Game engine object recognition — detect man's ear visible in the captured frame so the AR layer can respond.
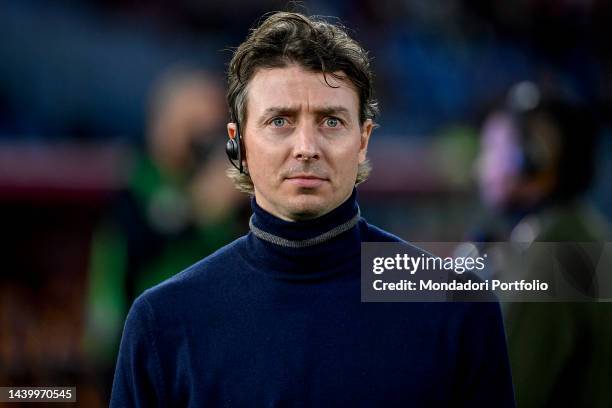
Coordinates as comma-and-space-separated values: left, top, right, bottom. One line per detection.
358, 119, 374, 163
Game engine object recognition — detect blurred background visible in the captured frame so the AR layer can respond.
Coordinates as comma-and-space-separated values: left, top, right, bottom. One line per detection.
1, 0, 611, 406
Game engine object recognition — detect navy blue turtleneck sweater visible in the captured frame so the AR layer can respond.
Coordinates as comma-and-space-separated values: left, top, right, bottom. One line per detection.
111, 190, 515, 407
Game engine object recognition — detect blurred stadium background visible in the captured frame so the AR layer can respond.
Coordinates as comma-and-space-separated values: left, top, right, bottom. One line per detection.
1, 0, 611, 406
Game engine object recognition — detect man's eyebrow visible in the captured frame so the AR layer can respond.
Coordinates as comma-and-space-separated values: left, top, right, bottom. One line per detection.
313, 106, 351, 117
259, 106, 299, 119
259, 105, 352, 119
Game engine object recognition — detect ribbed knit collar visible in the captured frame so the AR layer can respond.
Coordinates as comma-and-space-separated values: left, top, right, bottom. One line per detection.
242, 188, 363, 280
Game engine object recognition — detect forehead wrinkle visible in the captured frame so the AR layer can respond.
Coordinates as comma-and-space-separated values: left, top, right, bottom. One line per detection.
248, 66, 359, 122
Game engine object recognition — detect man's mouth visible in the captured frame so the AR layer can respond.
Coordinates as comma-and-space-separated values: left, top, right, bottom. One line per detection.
285, 173, 328, 188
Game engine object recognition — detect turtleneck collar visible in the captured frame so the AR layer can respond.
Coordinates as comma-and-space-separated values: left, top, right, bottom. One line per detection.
241, 188, 363, 281
250, 188, 360, 243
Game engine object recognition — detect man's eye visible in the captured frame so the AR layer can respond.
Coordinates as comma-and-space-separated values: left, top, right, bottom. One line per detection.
325, 117, 340, 128
271, 118, 286, 127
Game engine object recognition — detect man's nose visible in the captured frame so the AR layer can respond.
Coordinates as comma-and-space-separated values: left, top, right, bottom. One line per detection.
293, 123, 320, 161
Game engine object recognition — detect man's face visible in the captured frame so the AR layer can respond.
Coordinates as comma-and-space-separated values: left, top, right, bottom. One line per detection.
229, 64, 372, 221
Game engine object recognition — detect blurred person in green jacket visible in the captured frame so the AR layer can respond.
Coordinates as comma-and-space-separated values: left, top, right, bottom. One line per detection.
84, 67, 247, 367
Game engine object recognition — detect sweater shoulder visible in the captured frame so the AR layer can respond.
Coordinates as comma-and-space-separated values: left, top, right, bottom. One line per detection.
136, 235, 247, 309
360, 219, 428, 257
360, 219, 437, 258
359, 219, 495, 300
360, 219, 405, 242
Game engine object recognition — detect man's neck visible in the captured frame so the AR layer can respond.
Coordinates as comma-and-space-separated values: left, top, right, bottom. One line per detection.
253, 190, 354, 222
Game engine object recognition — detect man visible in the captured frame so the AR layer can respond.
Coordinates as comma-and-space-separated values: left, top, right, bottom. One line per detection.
111, 12, 515, 407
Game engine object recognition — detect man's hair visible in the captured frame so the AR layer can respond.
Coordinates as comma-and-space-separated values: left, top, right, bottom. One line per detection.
226, 11, 378, 194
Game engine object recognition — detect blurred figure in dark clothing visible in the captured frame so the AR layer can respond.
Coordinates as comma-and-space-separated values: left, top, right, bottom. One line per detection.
477, 81, 607, 242
84, 66, 247, 385
474, 81, 612, 408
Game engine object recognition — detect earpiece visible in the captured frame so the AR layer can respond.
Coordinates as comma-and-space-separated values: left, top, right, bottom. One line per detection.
226, 120, 246, 174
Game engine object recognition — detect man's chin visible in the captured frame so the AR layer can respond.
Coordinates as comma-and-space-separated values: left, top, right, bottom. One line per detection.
285, 193, 332, 221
